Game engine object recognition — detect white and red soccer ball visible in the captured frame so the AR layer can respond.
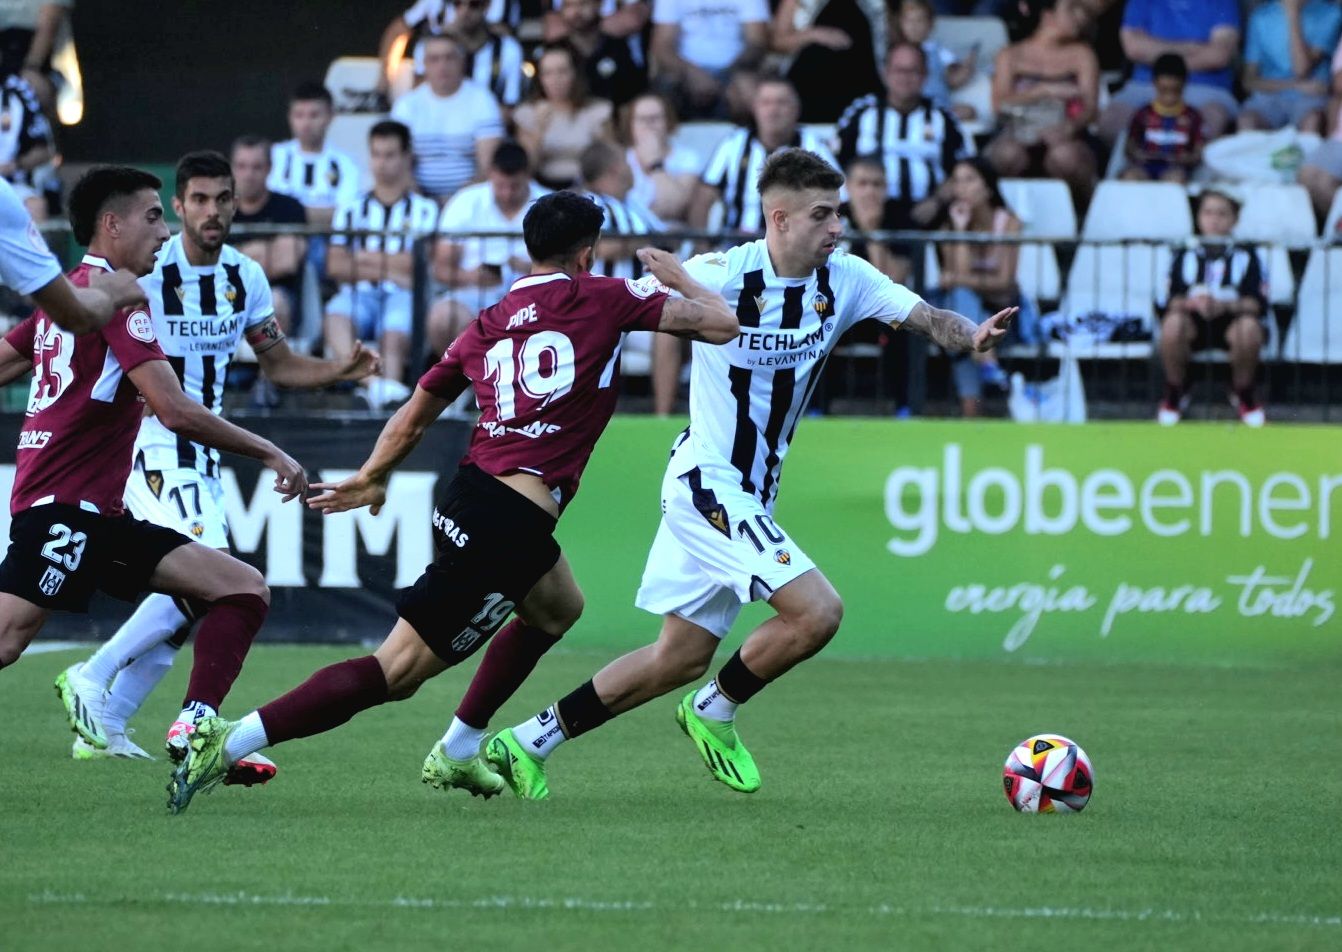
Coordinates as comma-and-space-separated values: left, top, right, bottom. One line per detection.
1002, 734, 1094, 813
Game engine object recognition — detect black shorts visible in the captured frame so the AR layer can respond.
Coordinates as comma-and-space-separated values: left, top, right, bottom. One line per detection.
396, 465, 561, 665
1192, 313, 1264, 352
0, 503, 192, 612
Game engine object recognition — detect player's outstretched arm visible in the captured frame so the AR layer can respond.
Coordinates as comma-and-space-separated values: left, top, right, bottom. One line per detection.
248, 316, 382, 389
31, 269, 146, 335
307, 385, 450, 516
901, 300, 1017, 354
128, 360, 308, 501
637, 247, 740, 344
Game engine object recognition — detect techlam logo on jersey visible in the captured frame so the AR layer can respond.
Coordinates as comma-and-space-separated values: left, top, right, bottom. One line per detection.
885, 443, 1342, 557
479, 419, 563, 440
506, 303, 539, 330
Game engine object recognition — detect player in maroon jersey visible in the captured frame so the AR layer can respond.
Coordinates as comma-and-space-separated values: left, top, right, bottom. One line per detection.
0, 167, 309, 759
167, 190, 738, 812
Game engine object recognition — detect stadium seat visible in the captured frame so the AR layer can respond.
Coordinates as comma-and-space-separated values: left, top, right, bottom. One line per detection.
932, 16, 1010, 67
325, 114, 382, 190
1280, 248, 1342, 363
999, 178, 1077, 237
1081, 181, 1192, 241
1323, 189, 1342, 236
324, 57, 382, 113
672, 122, 736, 170
1234, 183, 1316, 245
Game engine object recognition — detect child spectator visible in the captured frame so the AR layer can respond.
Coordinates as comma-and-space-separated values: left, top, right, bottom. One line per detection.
1121, 53, 1204, 183
897, 0, 978, 119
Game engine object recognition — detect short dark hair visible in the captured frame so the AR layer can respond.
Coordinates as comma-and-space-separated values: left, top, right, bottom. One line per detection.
369, 119, 412, 152
757, 148, 845, 197
290, 81, 333, 108
231, 134, 271, 157
1153, 53, 1188, 83
523, 191, 605, 265
579, 139, 622, 185
68, 166, 162, 246
174, 150, 233, 199
844, 154, 887, 179
491, 139, 530, 175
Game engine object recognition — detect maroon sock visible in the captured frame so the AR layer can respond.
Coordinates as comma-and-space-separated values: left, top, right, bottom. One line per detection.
455, 620, 561, 728
1163, 382, 1184, 406
1235, 386, 1258, 410
257, 655, 389, 746
182, 593, 268, 710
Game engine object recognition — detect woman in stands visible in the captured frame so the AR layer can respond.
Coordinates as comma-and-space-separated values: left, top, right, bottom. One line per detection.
619, 92, 702, 226
935, 156, 1036, 417
983, 0, 1099, 213
771, 0, 886, 123
513, 43, 614, 191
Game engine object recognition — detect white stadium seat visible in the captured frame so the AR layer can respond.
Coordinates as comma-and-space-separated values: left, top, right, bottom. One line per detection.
671, 122, 735, 171
324, 57, 382, 112
1323, 189, 1342, 236
1233, 183, 1316, 245
932, 16, 1010, 67
1081, 181, 1192, 241
325, 113, 383, 191
1000, 178, 1077, 237
1280, 248, 1342, 363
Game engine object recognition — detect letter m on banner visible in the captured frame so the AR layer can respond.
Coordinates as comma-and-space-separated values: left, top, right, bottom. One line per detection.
318, 470, 437, 589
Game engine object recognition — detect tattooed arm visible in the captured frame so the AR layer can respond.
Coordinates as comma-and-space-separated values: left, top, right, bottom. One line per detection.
901, 300, 1017, 353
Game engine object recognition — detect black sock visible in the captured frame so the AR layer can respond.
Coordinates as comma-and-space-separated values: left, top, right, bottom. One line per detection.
1235, 386, 1257, 410
1163, 381, 1184, 406
554, 680, 614, 740
715, 650, 769, 705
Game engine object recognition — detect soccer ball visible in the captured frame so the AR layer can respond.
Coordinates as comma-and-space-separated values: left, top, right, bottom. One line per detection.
1002, 734, 1094, 813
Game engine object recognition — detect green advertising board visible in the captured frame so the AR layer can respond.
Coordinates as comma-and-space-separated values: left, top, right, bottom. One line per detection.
561, 418, 1342, 665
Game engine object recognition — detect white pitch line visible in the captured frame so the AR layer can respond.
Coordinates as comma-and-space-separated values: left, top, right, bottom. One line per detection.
23, 890, 1340, 928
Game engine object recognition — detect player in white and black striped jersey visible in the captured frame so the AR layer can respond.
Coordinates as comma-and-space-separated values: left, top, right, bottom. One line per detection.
267, 83, 361, 226
689, 76, 840, 234
492, 148, 1015, 799
0, 73, 52, 204
66, 151, 380, 764
326, 120, 440, 408
835, 41, 972, 223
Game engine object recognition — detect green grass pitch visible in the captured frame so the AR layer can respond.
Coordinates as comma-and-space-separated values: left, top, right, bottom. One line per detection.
2, 644, 1338, 951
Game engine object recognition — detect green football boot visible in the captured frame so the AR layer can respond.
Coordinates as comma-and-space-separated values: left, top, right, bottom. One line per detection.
54, 664, 108, 750
422, 744, 505, 798
675, 691, 761, 793
486, 728, 550, 801
166, 716, 234, 814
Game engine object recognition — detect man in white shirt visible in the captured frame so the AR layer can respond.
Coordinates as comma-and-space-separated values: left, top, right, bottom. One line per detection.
649, 0, 769, 119
427, 139, 547, 356
391, 34, 504, 201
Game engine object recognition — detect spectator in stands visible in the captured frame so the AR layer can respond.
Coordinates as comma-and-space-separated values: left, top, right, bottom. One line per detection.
324, 120, 439, 410
0, 72, 52, 219
0, 0, 68, 115
649, 0, 770, 120
579, 140, 672, 405
620, 91, 702, 224
558, 0, 648, 108
391, 34, 504, 201
428, 139, 547, 356
835, 42, 971, 228
1157, 187, 1267, 428
230, 136, 309, 337
513, 43, 615, 190
895, 0, 978, 119
934, 156, 1031, 417
771, 0, 886, 123
691, 75, 840, 233
984, 0, 1099, 213
544, 0, 650, 50
269, 83, 361, 228
1239, 0, 1342, 133
444, 0, 527, 112
1298, 36, 1342, 223
1098, 0, 1240, 146
1121, 53, 1204, 183
376, 0, 520, 101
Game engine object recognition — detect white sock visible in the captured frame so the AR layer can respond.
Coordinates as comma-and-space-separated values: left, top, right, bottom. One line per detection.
510, 705, 567, 760
178, 700, 217, 724
692, 679, 738, 722
83, 594, 189, 689
440, 717, 486, 761
223, 711, 269, 764
104, 642, 178, 734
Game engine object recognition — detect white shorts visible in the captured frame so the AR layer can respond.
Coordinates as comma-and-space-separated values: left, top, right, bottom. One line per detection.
634, 462, 815, 638
123, 461, 229, 549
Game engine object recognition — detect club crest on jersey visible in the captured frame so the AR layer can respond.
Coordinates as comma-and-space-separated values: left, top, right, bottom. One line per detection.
38, 566, 65, 596
813, 293, 830, 317
126, 310, 156, 343
774, 548, 792, 565
224, 282, 237, 303
189, 521, 205, 538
